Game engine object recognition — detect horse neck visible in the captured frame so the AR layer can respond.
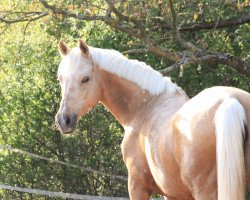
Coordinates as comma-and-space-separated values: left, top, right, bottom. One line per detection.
99, 69, 153, 126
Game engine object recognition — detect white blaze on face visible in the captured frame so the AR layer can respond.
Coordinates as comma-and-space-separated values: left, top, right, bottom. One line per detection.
58, 48, 93, 81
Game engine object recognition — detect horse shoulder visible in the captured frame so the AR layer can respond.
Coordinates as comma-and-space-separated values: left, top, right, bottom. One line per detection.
121, 124, 159, 191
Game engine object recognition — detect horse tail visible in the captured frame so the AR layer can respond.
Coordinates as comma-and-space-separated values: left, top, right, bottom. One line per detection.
214, 97, 247, 200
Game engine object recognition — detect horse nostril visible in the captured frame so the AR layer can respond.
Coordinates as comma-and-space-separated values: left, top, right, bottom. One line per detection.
65, 116, 70, 126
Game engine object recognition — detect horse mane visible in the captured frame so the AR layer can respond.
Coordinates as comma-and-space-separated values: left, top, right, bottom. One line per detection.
91, 47, 178, 95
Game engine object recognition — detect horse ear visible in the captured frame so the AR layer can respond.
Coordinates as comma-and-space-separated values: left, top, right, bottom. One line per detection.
58, 40, 69, 57
78, 39, 90, 57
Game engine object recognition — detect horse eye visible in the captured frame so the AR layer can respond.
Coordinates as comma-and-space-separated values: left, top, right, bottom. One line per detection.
82, 76, 90, 83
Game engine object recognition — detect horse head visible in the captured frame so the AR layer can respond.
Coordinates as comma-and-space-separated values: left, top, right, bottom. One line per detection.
56, 40, 102, 133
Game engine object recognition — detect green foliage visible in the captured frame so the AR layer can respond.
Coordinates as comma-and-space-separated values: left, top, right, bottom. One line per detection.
0, 19, 127, 199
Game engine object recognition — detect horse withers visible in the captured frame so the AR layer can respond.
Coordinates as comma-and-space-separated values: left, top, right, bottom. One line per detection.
55, 40, 250, 200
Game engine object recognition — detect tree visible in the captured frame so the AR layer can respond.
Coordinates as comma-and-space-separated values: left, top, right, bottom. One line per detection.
1, 0, 250, 76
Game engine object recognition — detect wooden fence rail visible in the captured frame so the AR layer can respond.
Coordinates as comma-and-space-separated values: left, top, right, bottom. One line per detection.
0, 145, 127, 181
0, 184, 129, 200
0, 184, 164, 200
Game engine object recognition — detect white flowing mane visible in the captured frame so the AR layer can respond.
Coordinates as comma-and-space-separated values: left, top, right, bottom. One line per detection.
89, 47, 177, 96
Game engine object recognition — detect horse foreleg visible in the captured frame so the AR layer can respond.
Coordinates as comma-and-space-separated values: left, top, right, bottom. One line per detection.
128, 174, 151, 200
124, 150, 154, 199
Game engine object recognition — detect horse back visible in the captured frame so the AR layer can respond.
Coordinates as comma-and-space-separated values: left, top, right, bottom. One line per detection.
172, 86, 250, 199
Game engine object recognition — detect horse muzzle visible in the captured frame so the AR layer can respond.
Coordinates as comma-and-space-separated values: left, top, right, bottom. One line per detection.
56, 112, 77, 134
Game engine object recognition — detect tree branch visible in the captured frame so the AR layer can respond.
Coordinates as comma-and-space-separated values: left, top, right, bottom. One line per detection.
104, 0, 145, 37
157, 13, 250, 32
169, 0, 200, 52
105, 0, 141, 26
38, 0, 107, 21
160, 51, 191, 75
179, 13, 250, 32
0, 24, 10, 35
122, 49, 149, 54
147, 45, 181, 61
0, 12, 48, 24
38, 0, 142, 38
191, 52, 250, 76
159, 49, 250, 76
169, 0, 177, 31
104, 19, 142, 38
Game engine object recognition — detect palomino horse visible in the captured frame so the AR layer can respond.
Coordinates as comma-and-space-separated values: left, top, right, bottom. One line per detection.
55, 40, 250, 200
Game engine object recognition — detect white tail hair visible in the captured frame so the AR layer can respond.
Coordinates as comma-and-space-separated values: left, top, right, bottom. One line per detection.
215, 97, 246, 200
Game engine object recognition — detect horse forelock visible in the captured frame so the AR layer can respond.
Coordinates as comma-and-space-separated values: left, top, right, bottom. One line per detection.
89, 47, 178, 96
58, 48, 92, 77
